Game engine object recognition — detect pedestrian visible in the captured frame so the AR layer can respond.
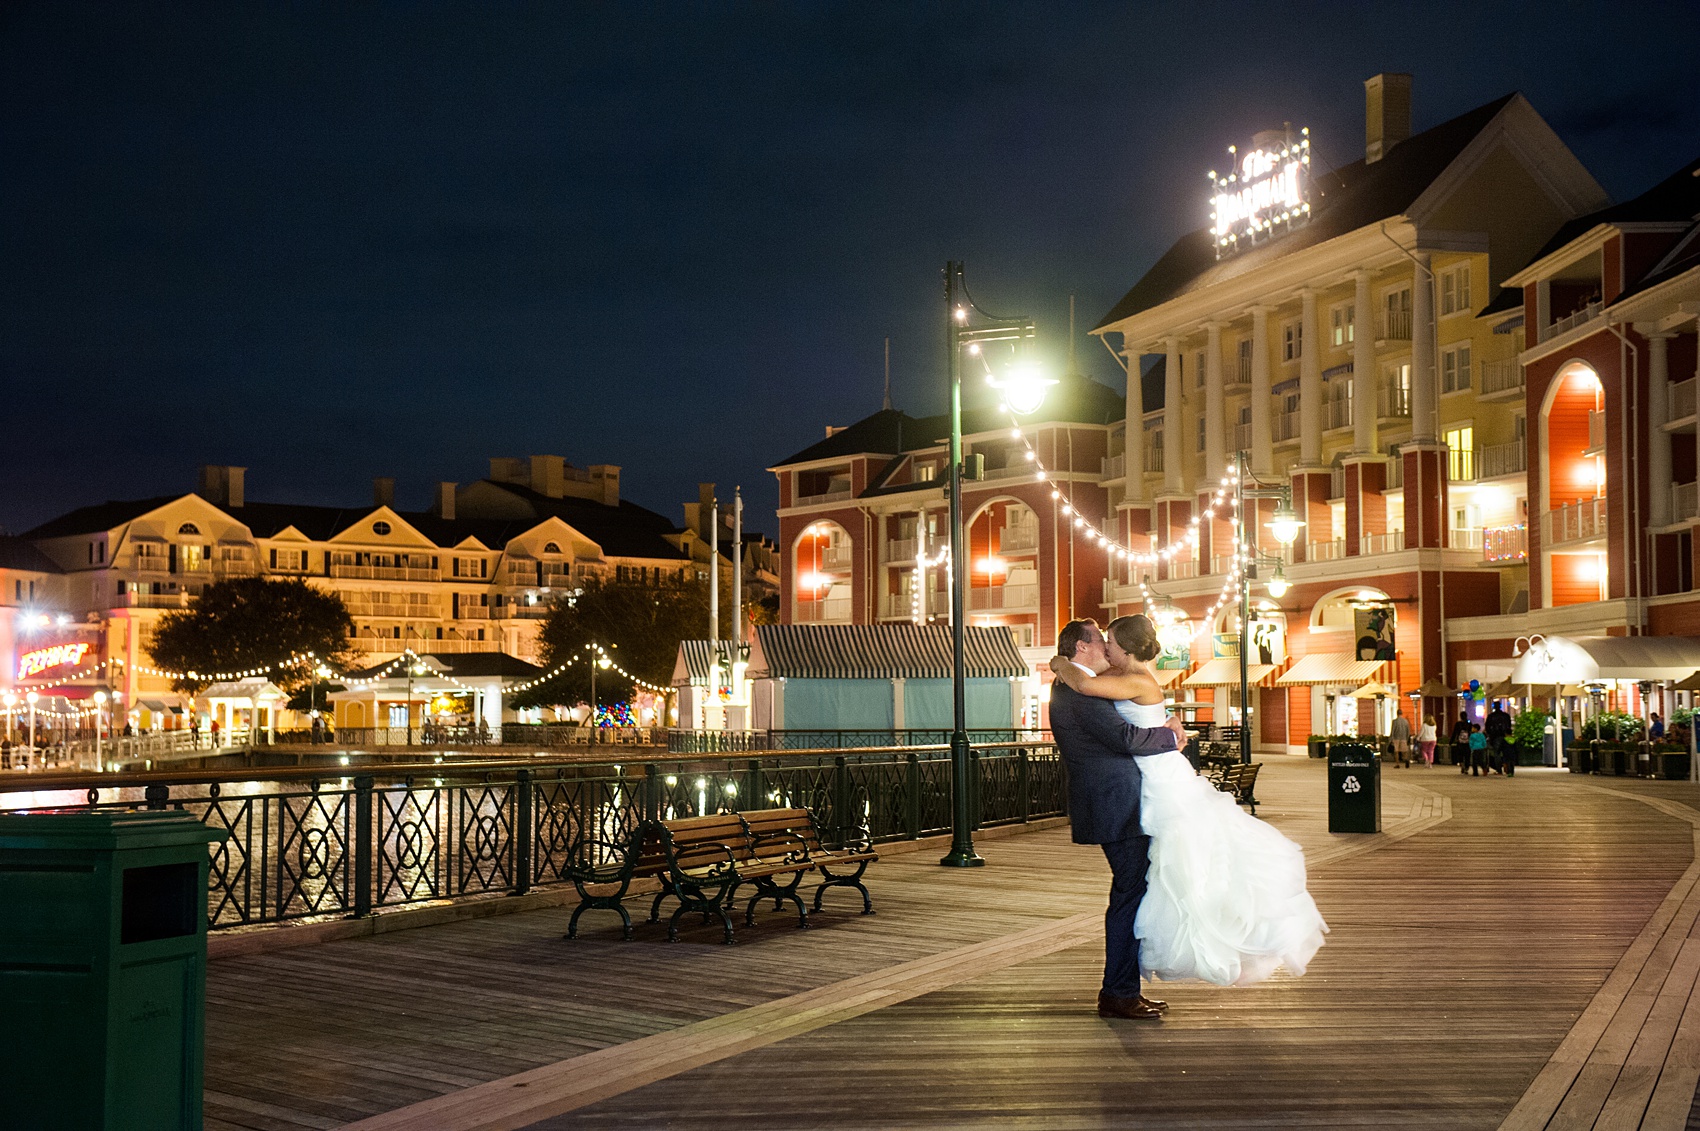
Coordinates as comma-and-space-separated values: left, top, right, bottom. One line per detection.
1468, 722, 1490, 776
1417, 714, 1437, 766
1485, 700, 1513, 776
1451, 712, 1473, 773
1651, 712, 1666, 740
210, 718, 221, 747
1388, 706, 1412, 768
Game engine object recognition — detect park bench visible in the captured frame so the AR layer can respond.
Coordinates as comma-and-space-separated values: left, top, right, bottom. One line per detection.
564, 808, 878, 944
1207, 762, 1261, 815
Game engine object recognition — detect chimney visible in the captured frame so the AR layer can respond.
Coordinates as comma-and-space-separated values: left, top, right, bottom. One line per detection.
529, 455, 566, 498
488, 457, 527, 485
589, 464, 620, 507
373, 477, 395, 508
195, 465, 246, 509
435, 482, 457, 520
1364, 73, 1412, 164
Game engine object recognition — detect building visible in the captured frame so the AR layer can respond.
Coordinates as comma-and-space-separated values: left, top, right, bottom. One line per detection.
10, 457, 716, 732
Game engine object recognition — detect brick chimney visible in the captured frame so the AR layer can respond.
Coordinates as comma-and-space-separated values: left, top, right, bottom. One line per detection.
1365, 73, 1412, 164
435, 482, 457, 520
373, 477, 396, 508
196, 465, 245, 508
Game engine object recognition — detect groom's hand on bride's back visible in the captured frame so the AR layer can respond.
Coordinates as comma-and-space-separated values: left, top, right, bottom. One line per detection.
1165, 717, 1190, 744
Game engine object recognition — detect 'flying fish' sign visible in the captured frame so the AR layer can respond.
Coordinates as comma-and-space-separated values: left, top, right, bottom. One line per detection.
1209, 129, 1312, 258
18, 642, 91, 681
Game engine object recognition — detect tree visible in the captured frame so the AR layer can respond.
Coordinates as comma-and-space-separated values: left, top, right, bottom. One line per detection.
149, 578, 355, 695
515, 578, 727, 709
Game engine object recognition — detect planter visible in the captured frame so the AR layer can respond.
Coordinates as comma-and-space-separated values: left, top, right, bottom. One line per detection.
1308, 739, 1327, 759
1656, 751, 1691, 781
1568, 745, 1593, 774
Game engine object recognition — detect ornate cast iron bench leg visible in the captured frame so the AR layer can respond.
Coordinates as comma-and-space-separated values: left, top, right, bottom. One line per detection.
814, 861, 874, 915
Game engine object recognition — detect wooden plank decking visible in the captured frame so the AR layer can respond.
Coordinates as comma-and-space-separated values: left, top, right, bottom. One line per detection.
202, 759, 1700, 1129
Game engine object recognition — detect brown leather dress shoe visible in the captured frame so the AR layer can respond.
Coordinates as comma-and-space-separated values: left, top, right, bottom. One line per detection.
1098, 991, 1163, 1020
1139, 995, 1169, 1013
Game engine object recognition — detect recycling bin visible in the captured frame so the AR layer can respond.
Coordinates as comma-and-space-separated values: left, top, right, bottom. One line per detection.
1327, 742, 1381, 834
0, 809, 228, 1130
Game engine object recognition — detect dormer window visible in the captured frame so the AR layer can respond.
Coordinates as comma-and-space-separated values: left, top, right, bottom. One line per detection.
543, 542, 562, 554
178, 523, 200, 535
372, 521, 392, 536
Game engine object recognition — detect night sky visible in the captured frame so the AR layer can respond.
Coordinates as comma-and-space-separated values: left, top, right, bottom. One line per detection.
4, 2, 1698, 537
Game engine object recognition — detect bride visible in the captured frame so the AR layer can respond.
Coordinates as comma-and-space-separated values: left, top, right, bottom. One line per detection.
1050, 614, 1327, 987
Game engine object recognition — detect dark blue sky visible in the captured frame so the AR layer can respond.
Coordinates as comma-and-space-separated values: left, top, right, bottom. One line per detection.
4, 2, 1698, 537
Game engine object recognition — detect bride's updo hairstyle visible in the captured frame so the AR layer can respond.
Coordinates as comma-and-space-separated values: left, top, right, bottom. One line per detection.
1108, 614, 1162, 663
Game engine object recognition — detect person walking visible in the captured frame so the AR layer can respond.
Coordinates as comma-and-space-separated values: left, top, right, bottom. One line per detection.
1485, 700, 1513, 777
1468, 723, 1490, 776
1417, 715, 1437, 766
1451, 712, 1474, 773
1388, 707, 1412, 768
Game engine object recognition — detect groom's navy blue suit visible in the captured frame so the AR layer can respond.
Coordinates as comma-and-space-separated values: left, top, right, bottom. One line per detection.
1048, 680, 1178, 999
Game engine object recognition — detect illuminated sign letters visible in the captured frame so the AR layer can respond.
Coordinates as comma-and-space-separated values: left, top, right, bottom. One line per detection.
1208, 129, 1312, 257
17, 642, 91, 681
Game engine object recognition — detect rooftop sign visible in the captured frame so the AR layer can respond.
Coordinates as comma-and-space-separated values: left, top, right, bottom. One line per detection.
1209, 129, 1312, 258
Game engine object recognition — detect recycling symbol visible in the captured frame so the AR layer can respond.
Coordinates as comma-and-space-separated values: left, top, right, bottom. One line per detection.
1341, 775, 1361, 794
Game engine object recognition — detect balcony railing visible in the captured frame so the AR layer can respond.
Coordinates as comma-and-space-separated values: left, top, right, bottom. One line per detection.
1272, 410, 1301, 442
1675, 482, 1699, 524
1484, 524, 1528, 563
1361, 531, 1405, 555
1230, 422, 1251, 451
1480, 359, 1524, 397
331, 565, 440, 582
999, 526, 1039, 554
1142, 446, 1164, 473
1233, 354, 1252, 387
453, 605, 492, 620
1101, 454, 1125, 480
1479, 440, 1527, 479
1381, 310, 1412, 340
1674, 377, 1698, 421
882, 593, 916, 619
117, 590, 190, 609
822, 546, 852, 570
1307, 539, 1346, 562
795, 488, 853, 507
968, 583, 1038, 611
1168, 557, 1199, 580
795, 597, 853, 624
1449, 527, 1484, 551
346, 637, 500, 654
1588, 410, 1606, 452
1448, 448, 1475, 483
1544, 497, 1607, 547
1379, 386, 1412, 419
983, 461, 1036, 481
887, 537, 918, 563
1324, 397, 1353, 431
1542, 300, 1602, 343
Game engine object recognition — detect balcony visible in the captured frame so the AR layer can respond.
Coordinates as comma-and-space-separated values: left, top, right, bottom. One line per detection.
1479, 440, 1527, 479
1675, 482, 1699, 524
1587, 410, 1606, 453
882, 593, 916, 619
1230, 355, 1252, 389
331, 565, 440, 582
1272, 410, 1301, 442
968, 583, 1038, 612
347, 637, 500, 655
1448, 448, 1475, 483
1674, 378, 1698, 422
1306, 539, 1346, 562
1479, 359, 1524, 399
1380, 310, 1412, 341
1101, 454, 1125, 481
1167, 557, 1199, 580
795, 597, 853, 624
887, 537, 918, 563
453, 604, 492, 620
1379, 386, 1411, 419
1483, 524, 1528, 563
999, 525, 1039, 554
1142, 446, 1165, 473
1542, 300, 1602, 343
795, 489, 853, 507
1324, 397, 1353, 432
1449, 527, 1484, 551
117, 590, 190, 609
1544, 497, 1607, 547
822, 546, 852, 570
1361, 531, 1405, 555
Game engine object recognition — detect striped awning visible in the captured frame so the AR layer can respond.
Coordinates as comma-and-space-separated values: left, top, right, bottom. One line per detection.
1183, 658, 1276, 688
1154, 667, 1186, 688
1277, 654, 1392, 686
672, 640, 738, 687
748, 624, 1028, 681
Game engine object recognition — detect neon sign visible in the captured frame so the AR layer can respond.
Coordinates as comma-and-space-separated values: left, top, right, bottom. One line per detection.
1208, 129, 1312, 258
17, 642, 91, 681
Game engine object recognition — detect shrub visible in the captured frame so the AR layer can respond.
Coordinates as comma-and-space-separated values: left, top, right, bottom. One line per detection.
1511, 710, 1550, 749
1578, 711, 1645, 742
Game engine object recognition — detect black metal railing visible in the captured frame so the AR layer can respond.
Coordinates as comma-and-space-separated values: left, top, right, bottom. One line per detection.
0, 744, 1064, 931
666, 728, 1049, 753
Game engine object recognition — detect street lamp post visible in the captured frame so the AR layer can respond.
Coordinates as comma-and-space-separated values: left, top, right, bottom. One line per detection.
27, 691, 39, 756
588, 647, 611, 746
93, 690, 108, 770
1233, 450, 1304, 773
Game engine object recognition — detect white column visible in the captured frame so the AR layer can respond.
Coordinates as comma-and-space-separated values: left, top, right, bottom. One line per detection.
1649, 332, 1673, 525
1353, 270, 1376, 454
1204, 321, 1225, 482
1124, 340, 1146, 503
1250, 306, 1272, 477
1411, 255, 1438, 441
1299, 289, 1322, 465
1163, 336, 1184, 493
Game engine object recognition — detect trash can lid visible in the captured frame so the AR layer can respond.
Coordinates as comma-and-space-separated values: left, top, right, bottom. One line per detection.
0, 809, 228, 851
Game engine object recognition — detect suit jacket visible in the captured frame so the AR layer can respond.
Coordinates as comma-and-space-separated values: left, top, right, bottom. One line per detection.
1048, 682, 1179, 845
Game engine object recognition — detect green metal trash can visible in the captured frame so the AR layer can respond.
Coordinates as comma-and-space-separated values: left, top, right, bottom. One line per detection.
0, 809, 228, 1130
1327, 742, 1381, 834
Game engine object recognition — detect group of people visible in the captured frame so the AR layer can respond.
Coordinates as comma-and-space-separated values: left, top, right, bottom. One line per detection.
1383, 701, 1518, 775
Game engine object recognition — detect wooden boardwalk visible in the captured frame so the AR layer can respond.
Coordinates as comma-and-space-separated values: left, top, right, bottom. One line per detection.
202, 759, 1700, 1129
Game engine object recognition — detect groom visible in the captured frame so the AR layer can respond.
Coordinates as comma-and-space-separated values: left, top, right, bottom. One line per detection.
1049, 617, 1188, 1021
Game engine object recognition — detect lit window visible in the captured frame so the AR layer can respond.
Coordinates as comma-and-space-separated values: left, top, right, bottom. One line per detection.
1331, 304, 1355, 347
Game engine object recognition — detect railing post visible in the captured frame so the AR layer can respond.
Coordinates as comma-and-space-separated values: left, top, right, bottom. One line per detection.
833, 756, 850, 846
353, 774, 374, 919
514, 769, 532, 896
746, 758, 763, 809
143, 783, 170, 811
906, 752, 921, 839
643, 764, 660, 823
1018, 749, 1030, 824
969, 750, 982, 831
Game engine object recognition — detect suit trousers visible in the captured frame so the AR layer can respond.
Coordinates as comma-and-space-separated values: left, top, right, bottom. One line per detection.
1100, 835, 1151, 998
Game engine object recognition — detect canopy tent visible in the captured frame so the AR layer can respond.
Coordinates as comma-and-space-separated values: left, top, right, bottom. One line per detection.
1276, 655, 1392, 686
1182, 658, 1276, 688
1415, 677, 1456, 698
1676, 671, 1700, 692
1351, 682, 1400, 699
1509, 636, 1700, 684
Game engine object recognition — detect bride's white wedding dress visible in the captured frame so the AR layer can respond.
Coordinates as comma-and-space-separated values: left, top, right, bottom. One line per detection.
1117, 698, 1328, 986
